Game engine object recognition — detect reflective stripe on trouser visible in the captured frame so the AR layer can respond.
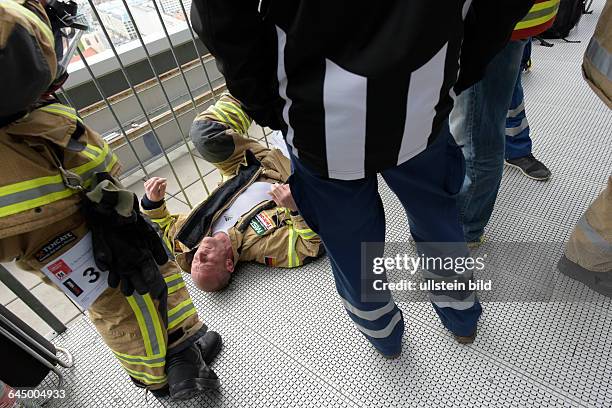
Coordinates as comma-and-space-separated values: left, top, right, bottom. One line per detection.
88, 259, 202, 388
585, 35, 612, 82
288, 122, 482, 352
505, 63, 533, 160
564, 177, 612, 273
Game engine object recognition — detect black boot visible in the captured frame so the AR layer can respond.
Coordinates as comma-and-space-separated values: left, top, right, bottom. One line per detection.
197, 330, 223, 365
166, 332, 222, 401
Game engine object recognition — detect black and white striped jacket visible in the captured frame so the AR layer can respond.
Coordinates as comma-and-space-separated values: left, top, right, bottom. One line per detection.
192, 0, 534, 180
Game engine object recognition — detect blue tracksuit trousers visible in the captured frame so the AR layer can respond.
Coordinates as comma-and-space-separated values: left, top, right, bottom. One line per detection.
288, 122, 482, 356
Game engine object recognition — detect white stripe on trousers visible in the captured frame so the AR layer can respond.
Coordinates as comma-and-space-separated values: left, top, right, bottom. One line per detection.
353, 311, 403, 339
341, 297, 396, 321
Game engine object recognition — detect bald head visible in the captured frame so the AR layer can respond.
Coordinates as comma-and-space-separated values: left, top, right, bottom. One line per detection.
191, 233, 234, 292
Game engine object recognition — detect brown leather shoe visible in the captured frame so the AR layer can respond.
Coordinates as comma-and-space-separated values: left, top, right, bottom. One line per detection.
454, 328, 477, 344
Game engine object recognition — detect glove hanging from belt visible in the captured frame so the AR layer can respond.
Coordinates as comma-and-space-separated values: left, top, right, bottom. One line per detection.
80, 173, 169, 326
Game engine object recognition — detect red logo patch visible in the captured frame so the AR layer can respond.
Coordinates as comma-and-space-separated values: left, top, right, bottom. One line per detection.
48, 259, 72, 280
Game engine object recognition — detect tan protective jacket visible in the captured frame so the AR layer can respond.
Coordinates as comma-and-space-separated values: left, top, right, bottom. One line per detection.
583, 0, 612, 108
0, 104, 201, 389
143, 134, 323, 273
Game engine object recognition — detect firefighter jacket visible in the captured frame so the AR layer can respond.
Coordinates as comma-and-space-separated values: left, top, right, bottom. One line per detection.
142, 133, 323, 274
512, 0, 560, 40
0, 103, 202, 389
583, 0, 612, 108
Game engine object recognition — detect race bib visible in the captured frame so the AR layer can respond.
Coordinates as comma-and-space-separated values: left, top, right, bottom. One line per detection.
40, 232, 108, 310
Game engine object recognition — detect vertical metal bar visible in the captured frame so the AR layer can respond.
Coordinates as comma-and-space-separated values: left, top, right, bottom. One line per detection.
150, 0, 199, 112
261, 126, 270, 148
76, 49, 151, 180
120, 0, 209, 195
0, 265, 66, 334
59, 86, 76, 109
86, 0, 193, 207
176, 0, 218, 101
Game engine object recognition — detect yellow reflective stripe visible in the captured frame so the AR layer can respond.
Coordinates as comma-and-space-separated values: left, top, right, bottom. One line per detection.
122, 366, 167, 385
169, 299, 193, 317
112, 348, 164, 360
294, 227, 317, 240
126, 296, 154, 356
81, 150, 97, 160
71, 142, 110, 177
143, 294, 166, 356
515, 1, 559, 29
287, 229, 300, 267
168, 282, 186, 295
0, 174, 63, 196
168, 307, 196, 330
0, 141, 117, 218
0, 0, 54, 48
168, 298, 196, 330
531, 0, 559, 12
38, 104, 83, 124
211, 106, 242, 133
87, 144, 103, 154
222, 101, 251, 132
218, 101, 250, 134
151, 214, 176, 252
164, 273, 183, 284
165, 273, 186, 294
515, 12, 558, 30
113, 352, 166, 368
208, 110, 228, 125
0, 189, 75, 218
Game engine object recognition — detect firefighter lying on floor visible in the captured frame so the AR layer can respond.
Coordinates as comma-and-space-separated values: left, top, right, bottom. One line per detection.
141, 95, 324, 292
0, 0, 219, 400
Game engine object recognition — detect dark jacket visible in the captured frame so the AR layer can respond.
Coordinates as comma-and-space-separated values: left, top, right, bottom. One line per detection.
191, 0, 534, 179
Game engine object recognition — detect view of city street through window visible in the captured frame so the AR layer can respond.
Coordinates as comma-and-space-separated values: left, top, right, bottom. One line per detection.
69, 0, 192, 70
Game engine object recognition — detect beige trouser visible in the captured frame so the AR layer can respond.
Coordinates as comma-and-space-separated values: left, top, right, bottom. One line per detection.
21, 219, 203, 390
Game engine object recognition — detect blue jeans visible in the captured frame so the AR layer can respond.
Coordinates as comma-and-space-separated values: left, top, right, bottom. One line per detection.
450, 39, 528, 242
505, 41, 534, 160
288, 122, 482, 356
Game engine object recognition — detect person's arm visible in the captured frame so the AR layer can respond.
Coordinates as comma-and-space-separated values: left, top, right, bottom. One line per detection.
141, 177, 180, 252
455, 0, 535, 93
190, 0, 283, 129
267, 184, 323, 266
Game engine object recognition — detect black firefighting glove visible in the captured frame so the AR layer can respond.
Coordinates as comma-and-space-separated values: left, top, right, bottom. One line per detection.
81, 176, 169, 325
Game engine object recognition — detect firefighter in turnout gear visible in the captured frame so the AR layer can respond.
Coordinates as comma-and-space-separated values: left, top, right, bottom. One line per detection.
0, 0, 221, 400
141, 95, 324, 292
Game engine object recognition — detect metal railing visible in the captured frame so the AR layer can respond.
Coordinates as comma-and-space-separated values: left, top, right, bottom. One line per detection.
1, 0, 275, 337
62, 0, 272, 208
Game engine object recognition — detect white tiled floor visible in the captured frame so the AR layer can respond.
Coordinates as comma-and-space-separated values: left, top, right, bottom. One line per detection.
5, 2, 612, 406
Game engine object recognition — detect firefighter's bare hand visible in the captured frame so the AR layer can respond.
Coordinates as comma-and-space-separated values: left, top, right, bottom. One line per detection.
144, 177, 167, 202
268, 183, 298, 212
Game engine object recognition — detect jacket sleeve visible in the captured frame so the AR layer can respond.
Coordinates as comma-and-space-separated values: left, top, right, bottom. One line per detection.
141, 199, 181, 254
190, 0, 284, 129
240, 210, 323, 268
455, 0, 535, 93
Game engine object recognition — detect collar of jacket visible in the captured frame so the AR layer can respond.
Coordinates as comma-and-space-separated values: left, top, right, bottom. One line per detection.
175, 149, 264, 250
6, 102, 83, 148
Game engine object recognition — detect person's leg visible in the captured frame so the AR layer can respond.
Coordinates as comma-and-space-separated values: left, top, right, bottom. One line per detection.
505, 72, 533, 160
450, 39, 527, 243
288, 157, 404, 357
505, 61, 552, 181
382, 122, 482, 338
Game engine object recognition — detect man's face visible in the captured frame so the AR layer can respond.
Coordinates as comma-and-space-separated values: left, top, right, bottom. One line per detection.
191, 233, 234, 291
